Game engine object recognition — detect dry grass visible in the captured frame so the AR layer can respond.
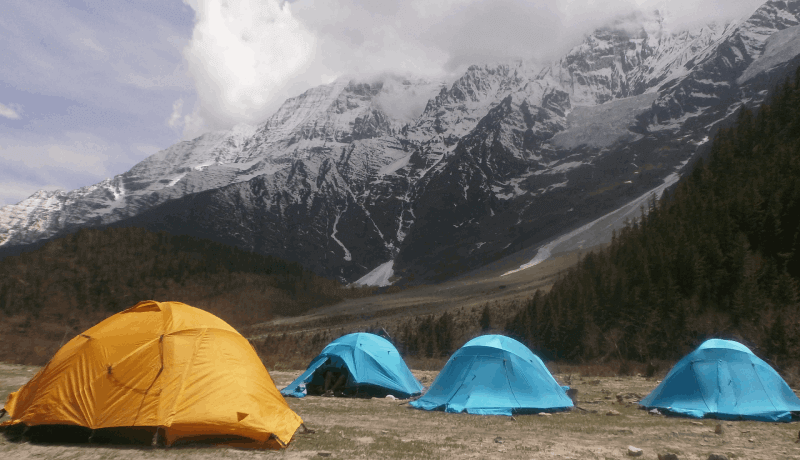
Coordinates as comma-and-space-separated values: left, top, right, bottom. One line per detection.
548, 360, 672, 379
402, 356, 449, 372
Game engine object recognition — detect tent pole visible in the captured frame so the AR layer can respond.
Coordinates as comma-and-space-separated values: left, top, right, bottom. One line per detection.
151, 426, 160, 447
88, 429, 95, 443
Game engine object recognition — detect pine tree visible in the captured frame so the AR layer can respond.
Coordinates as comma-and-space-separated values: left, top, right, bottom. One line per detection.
479, 305, 491, 332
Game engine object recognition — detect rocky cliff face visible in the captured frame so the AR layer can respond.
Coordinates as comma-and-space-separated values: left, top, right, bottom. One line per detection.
395, 1, 800, 281
2, 1, 800, 284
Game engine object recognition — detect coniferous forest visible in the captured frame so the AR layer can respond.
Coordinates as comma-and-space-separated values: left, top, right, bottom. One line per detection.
505, 67, 800, 369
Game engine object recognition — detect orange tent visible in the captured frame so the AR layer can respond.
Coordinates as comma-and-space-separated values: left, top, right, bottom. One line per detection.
1, 300, 302, 448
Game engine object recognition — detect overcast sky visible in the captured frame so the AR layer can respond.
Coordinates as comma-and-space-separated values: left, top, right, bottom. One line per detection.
0, 0, 766, 207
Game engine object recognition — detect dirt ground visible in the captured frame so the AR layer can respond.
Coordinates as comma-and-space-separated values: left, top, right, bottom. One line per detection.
2, 363, 800, 459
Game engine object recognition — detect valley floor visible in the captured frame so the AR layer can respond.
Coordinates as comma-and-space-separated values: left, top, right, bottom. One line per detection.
246, 247, 588, 340
2, 364, 799, 459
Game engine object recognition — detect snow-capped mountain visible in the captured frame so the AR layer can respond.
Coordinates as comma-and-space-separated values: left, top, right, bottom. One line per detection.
2, 0, 800, 284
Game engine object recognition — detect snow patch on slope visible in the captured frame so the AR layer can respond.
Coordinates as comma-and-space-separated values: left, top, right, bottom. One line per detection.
379, 154, 412, 176
0, 190, 66, 245
331, 207, 352, 261
168, 173, 187, 187
738, 25, 800, 84
503, 158, 691, 276
550, 93, 657, 149
353, 260, 395, 287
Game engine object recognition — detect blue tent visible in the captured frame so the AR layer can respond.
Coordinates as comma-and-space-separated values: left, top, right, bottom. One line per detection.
281, 333, 423, 398
639, 339, 800, 422
410, 335, 573, 416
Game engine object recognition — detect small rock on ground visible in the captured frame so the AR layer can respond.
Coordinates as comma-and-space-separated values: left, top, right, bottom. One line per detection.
658, 454, 679, 460
627, 445, 643, 457
606, 409, 621, 416
707, 455, 728, 460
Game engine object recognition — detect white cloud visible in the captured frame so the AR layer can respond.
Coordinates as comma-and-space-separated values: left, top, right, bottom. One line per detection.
180, 101, 211, 140
0, 102, 22, 119
368, 75, 443, 123
639, 0, 762, 31
167, 98, 184, 129
180, 0, 317, 135
178, 0, 766, 138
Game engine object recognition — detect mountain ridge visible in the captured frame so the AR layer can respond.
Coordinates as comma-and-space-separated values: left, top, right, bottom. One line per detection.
2, 0, 800, 284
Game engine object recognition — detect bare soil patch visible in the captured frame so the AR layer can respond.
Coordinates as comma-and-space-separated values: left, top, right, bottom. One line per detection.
3, 365, 799, 459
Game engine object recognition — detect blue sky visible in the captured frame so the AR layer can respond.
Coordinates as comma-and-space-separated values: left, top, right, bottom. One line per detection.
1, 0, 196, 206
0, 0, 764, 207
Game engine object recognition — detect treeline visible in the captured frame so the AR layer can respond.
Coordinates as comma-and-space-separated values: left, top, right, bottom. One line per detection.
505, 68, 800, 369
394, 304, 501, 358
0, 227, 375, 364
252, 303, 517, 371
397, 312, 455, 358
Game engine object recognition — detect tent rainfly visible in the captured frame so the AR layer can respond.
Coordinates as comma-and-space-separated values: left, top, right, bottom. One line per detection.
639, 338, 800, 422
281, 332, 423, 398
410, 335, 573, 416
1, 300, 303, 448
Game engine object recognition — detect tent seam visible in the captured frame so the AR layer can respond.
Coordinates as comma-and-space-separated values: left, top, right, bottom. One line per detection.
502, 354, 524, 411
749, 362, 780, 413
165, 327, 206, 430
133, 334, 165, 426
689, 360, 713, 414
